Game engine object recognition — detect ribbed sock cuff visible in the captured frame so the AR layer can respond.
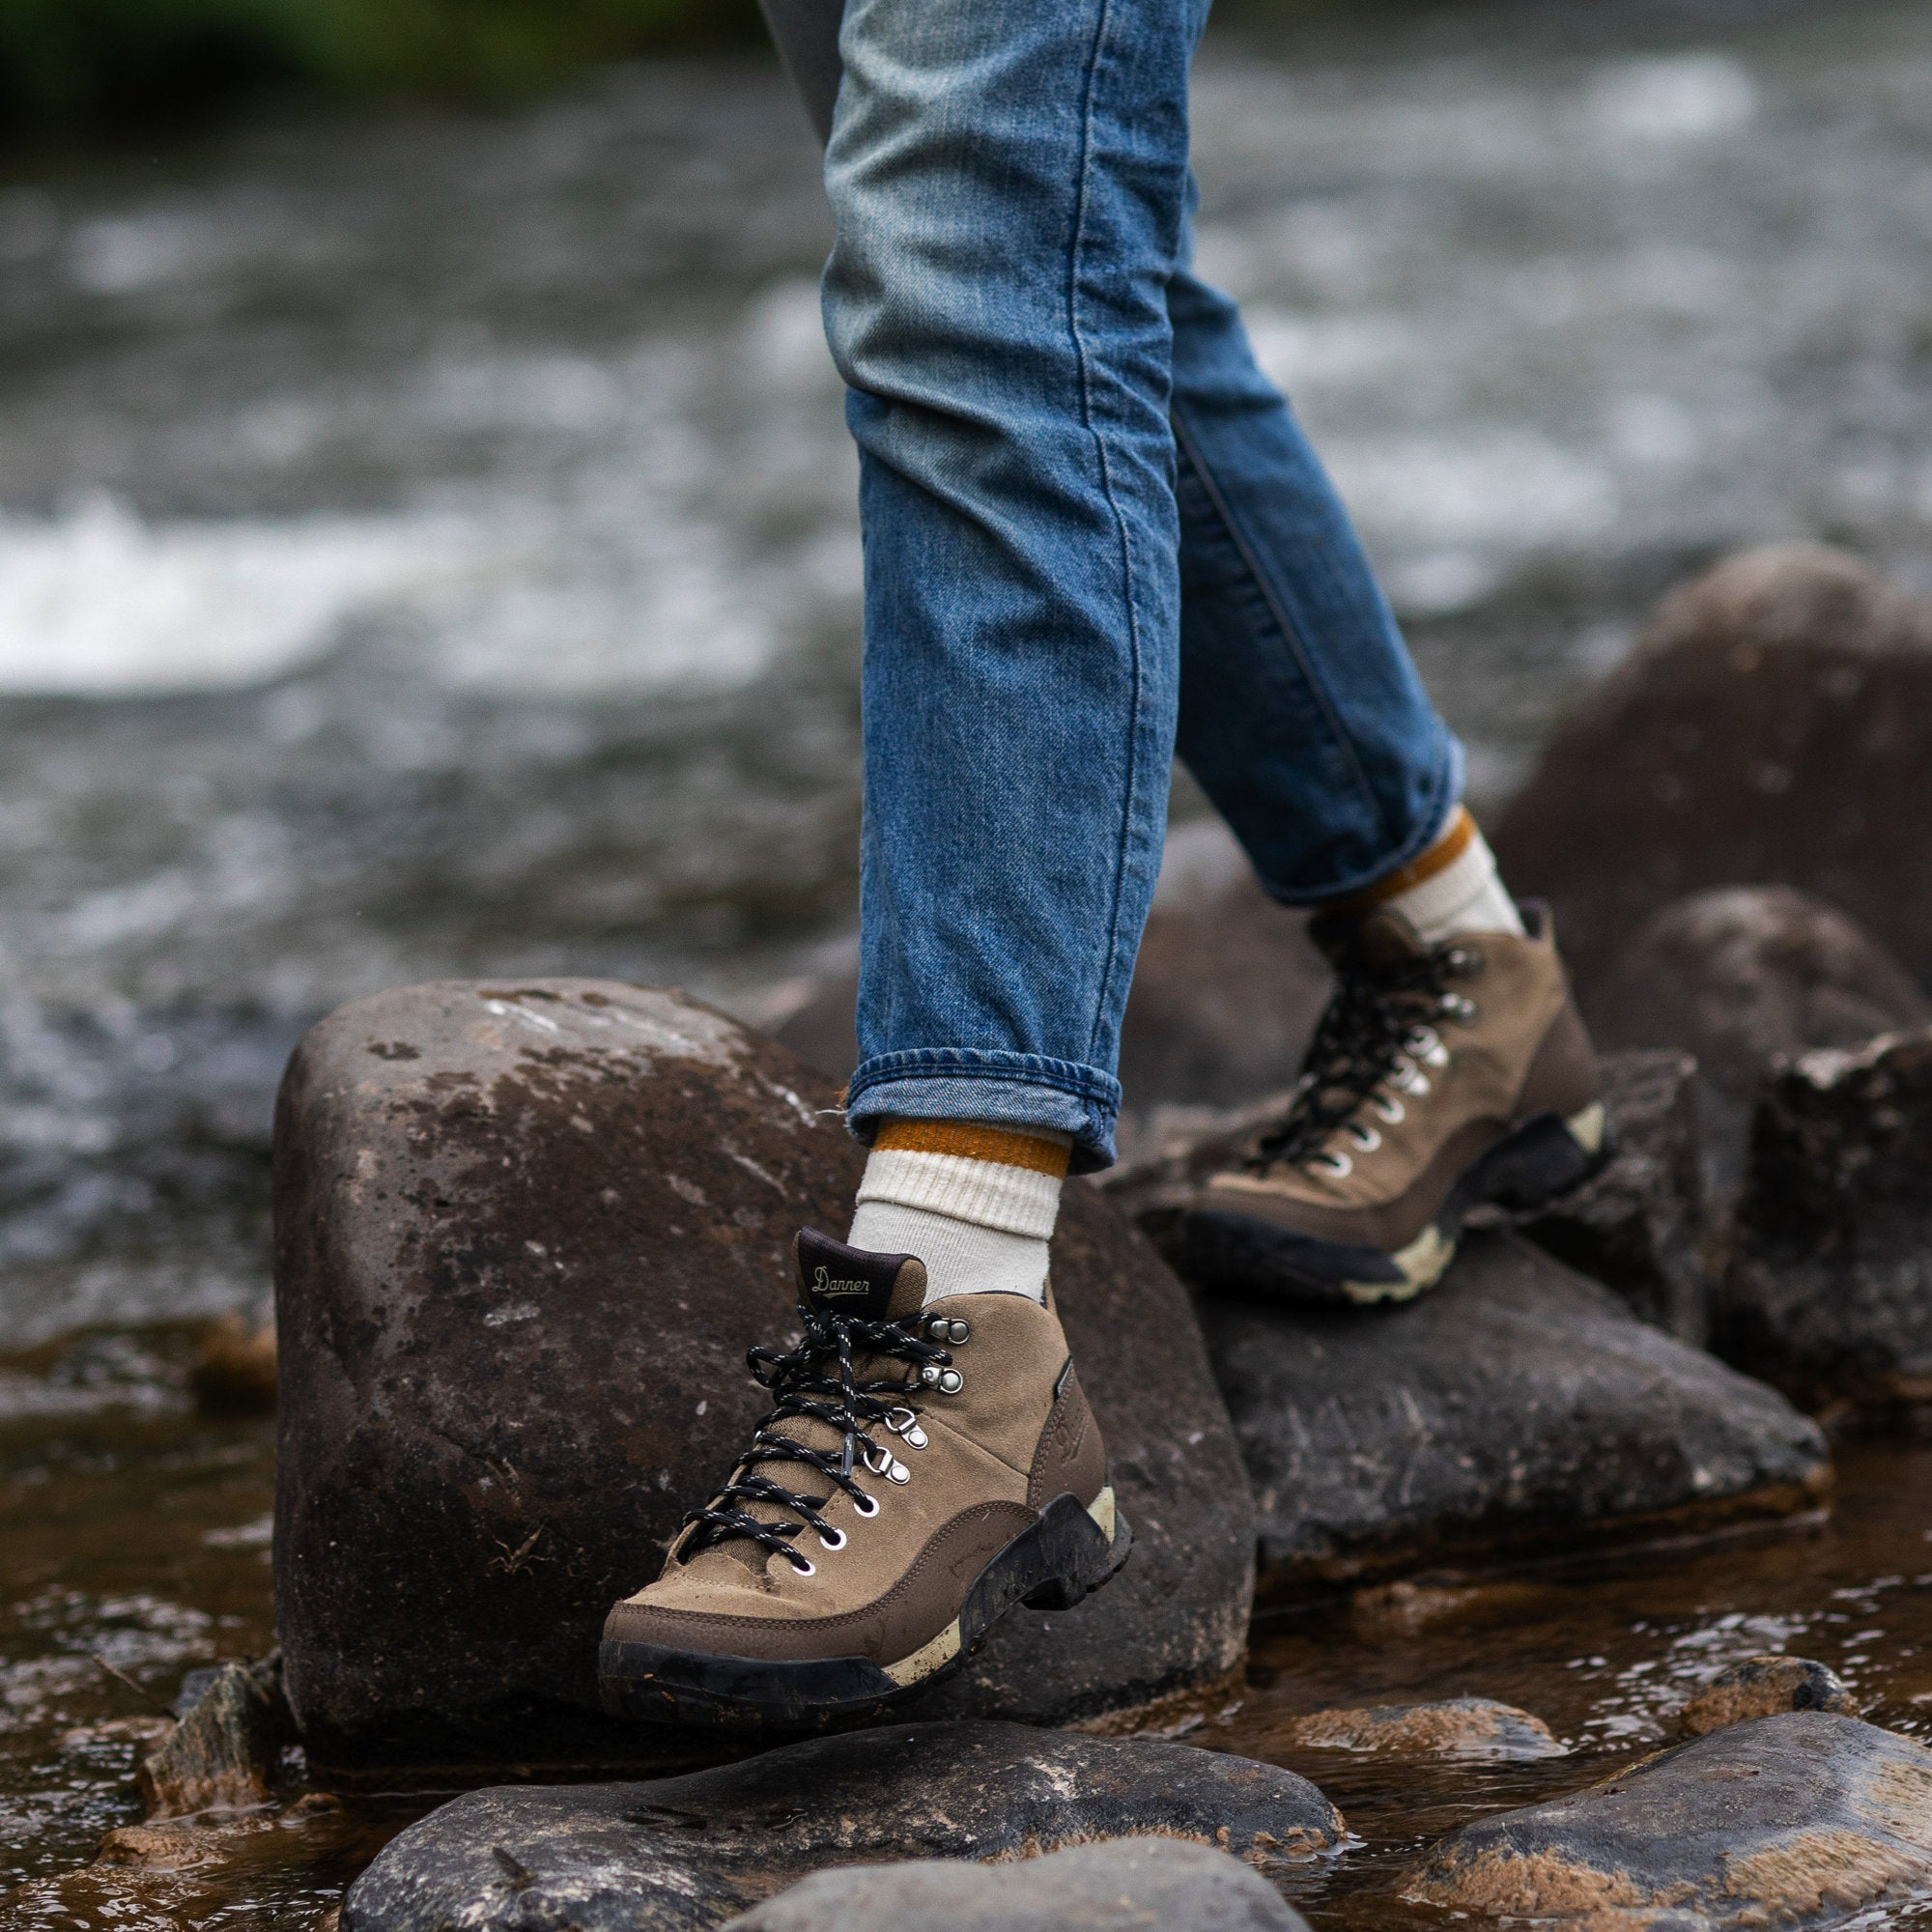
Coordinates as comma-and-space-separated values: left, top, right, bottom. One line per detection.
855, 1147, 1063, 1240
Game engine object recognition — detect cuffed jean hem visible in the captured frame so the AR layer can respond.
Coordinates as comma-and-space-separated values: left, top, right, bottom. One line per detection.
844, 1050, 1123, 1174
1250, 733, 1466, 909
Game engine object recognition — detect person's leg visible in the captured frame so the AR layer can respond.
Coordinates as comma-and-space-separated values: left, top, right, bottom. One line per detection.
1169, 264, 1459, 901
602, 0, 1202, 1729
1162, 264, 1603, 1307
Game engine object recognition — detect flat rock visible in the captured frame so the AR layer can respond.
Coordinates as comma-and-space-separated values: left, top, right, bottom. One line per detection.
1719, 1028, 1932, 1416
1493, 545, 1932, 993
274, 981, 1253, 1767
1589, 887, 1928, 1195
1681, 1656, 1855, 1735
1197, 1230, 1830, 1599
1264, 1696, 1564, 1763
1515, 1049, 1710, 1344
717, 1838, 1310, 1931
1405, 1712, 1932, 1928
341, 1721, 1342, 1932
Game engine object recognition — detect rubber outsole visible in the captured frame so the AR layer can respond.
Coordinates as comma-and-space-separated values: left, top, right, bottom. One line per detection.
1178, 1101, 1609, 1308
598, 1486, 1131, 1731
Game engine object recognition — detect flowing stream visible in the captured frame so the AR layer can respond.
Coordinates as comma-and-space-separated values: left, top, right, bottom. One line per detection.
6, 0, 1932, 1920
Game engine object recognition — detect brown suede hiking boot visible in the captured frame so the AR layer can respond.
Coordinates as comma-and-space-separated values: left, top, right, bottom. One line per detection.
1174, 902, 1605, 1306
599, 1230, 1130, 1730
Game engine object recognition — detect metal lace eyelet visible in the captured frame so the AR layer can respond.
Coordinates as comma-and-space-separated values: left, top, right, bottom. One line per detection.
885, 1459, 911, 1485
945, 1319, 970, 1344
936, 1368, 963, 1395
1313, 1150, 1353, 1179
817, 1526, 847, 1552
886, 1407, 928, 1448
788, 1553, 816, 1577
1350, 1122, 1381, 1152
853, 1491, 880, 1518
1375, 1094, 1406, 1124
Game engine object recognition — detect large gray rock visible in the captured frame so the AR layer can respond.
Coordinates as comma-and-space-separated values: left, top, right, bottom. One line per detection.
274, 981, 1253, 1768
719, 1840, 1310, 1932
1198, 1231, 1830, 1601
1515, 1049, 1710, 1343
1719, 1027, 1932, 1417
1494, 545, 1932, 993
1404, 1713, 1932, 1928
1589, 886, 1929, 1195
342, 1721, 1342, 1932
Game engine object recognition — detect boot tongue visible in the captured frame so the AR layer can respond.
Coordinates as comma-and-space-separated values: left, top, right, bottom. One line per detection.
794, 1229, 927, 1321
1310, 903, 1429, 975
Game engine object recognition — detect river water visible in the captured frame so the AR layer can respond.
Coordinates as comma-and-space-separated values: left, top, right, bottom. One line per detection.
6, 0, 1932, 1920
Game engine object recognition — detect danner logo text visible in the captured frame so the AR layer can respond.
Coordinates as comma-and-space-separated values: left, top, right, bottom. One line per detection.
812, 1264, 872, 1298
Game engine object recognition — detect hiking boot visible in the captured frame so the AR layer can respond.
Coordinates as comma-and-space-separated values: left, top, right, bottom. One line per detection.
1174, 902, 1605, 1306
599, 1229, 1130, 1730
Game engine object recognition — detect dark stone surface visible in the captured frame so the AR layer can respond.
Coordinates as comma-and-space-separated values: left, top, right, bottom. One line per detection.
777, 828, 1330, 1152
1197, 1231, 1831, 1601
274, 980, 1253, 1767
341, 1721, 1342, 1932
1493, 544, 1932, 994
138, 1657, 290, 1818
1263, 1696, 1564, 1763
1515, 1049, 1710, 1344
718, 1839, 1311, 1932
1719, 1027, 1932, 1418
1589, 887, 1928, 1195
1681, 1656, 1855, 1735
1405, 1712, 1932, 1927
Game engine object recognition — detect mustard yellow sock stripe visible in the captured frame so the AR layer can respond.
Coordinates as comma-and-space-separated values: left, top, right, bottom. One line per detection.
873, 1119, 1072, 1179
1339, 805, 1477, 913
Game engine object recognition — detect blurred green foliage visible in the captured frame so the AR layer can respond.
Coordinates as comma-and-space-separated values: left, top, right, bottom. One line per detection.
0, 0, 765, 132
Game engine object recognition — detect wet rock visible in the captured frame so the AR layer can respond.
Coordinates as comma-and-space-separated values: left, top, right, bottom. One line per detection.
777, 823, 1330, 1151
1494, 545, 1932, 993
1590, 887, 1928, 1195
1515, 1049, 1710, 1344
718, 1838, 1311, 1932
342, 1720, 1342, 1932
1405, 1712, 1932, 1928
191, 1310, 278, 1414
138, 1656, 290, 1817
1681, 1656, 1855, 1735
1198, 1230, 1830, 1599
274, 980, 1253, 1766
1264, 1696, 1564, 1762
1719, 1027, 1932, 1416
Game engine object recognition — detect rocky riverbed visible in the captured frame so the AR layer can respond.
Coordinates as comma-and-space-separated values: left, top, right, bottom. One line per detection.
13, 1, 1932, 1926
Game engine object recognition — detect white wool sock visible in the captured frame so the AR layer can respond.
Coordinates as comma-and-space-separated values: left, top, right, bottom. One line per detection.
846, 1123, 1068, 1304
1378, 807, 1524, 943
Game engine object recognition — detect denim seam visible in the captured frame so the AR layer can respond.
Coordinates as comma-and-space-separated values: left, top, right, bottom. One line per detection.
1064, 0, 1150, 1072
1171, 398, 1387, 839
1251, 743, 1459, 905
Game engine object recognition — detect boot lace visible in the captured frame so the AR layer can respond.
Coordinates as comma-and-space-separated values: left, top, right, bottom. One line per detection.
678, 1302, 953, 1574
1248, 941, 1475, 1173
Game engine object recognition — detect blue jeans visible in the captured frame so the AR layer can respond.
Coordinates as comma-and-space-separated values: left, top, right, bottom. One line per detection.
822, 0, 1461, 1174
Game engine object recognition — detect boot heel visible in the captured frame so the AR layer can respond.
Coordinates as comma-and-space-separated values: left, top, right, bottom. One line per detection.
1023, 1488, 1132, 1610
1473, 1106, 1611, 1213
